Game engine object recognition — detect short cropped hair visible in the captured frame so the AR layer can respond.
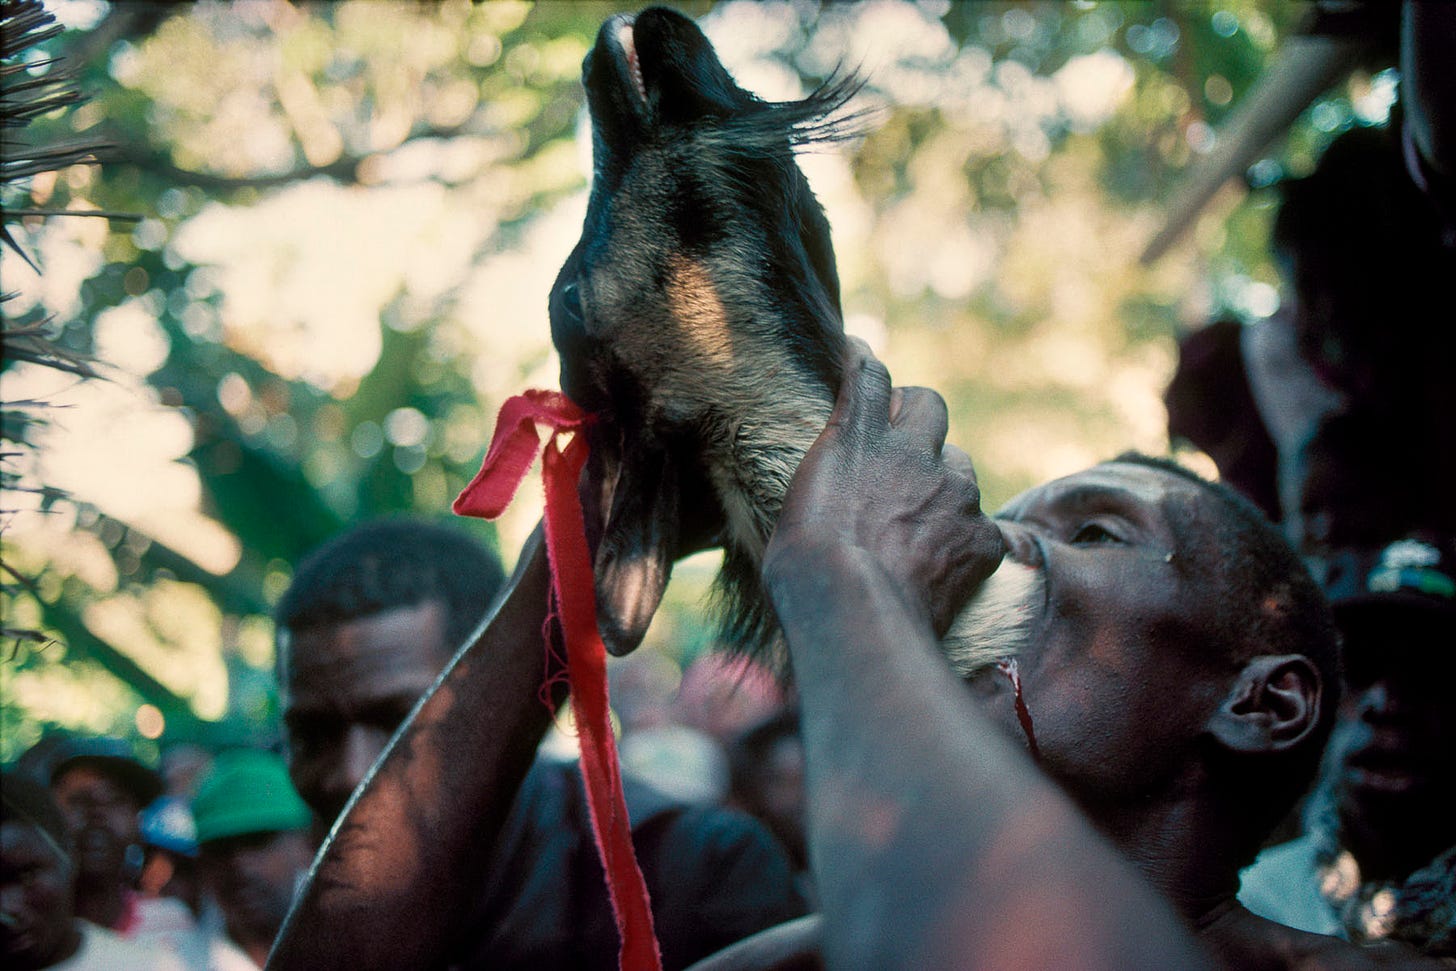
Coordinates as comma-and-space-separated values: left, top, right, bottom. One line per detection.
1110, 454, 1341, 838
275, 518, 507, 655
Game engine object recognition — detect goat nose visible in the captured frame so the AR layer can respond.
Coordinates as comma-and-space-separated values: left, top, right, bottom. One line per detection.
559, 281, 583, 323
549, 246, 588, 334
995, 521, 1044, 570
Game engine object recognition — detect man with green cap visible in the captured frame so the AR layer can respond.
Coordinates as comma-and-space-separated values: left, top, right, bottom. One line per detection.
191, 750, 313, 969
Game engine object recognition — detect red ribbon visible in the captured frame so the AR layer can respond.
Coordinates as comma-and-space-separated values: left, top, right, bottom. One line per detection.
454, 389, 662, 971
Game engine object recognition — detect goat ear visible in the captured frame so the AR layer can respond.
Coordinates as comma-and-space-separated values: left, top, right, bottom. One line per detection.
594, 445, 679, 656
1206, 654, 1322, 755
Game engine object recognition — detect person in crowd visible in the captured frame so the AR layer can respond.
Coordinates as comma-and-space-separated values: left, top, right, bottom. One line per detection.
671, 653, 789, 751
1176, 5, 1456, 558
131, 791, 256, 971
14, 736, 254, 970
270, 519, 506, 837
137, 795, 201, 916
2, 769, 179, 970
19, 735, 162, 935
1240, 537, 1456, 956
275, 343, 1450, 970
270, 517, 805, 969
609, 649, 731, 806
190, 749, 314, 969
725, 708, 808, 897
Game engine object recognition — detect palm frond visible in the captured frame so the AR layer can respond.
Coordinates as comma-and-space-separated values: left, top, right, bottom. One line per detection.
0, 0, 124, 267
1, 0, 118, 654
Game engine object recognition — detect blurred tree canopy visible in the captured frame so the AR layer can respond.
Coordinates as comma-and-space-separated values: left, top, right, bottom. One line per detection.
0, 0, 1394, 760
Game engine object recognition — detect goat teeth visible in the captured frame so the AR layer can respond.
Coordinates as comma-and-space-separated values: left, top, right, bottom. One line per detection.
617, 22, 647, 105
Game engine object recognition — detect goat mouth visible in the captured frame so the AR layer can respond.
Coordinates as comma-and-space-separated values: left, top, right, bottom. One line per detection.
617, 22, 648, 106
602, 14, 649, 112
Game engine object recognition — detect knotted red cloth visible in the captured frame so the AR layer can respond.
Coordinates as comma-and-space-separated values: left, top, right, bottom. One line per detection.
453, 389, 662, 971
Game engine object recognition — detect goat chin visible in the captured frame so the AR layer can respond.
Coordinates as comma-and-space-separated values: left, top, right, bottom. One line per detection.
940, 560, 1043, 678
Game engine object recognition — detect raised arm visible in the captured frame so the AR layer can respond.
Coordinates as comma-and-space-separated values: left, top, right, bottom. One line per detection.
269, 526, 557, 971
761, 344, 1213, 970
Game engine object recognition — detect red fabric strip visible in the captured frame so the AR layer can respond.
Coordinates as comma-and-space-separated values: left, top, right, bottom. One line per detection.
453, 389, 586, 519
455, 392, 663, 971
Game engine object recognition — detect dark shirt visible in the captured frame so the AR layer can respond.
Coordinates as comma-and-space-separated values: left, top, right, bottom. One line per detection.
454, 758, 806, 970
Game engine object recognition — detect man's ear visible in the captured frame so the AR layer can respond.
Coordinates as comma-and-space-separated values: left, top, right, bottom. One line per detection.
1206, 654, 1322, 754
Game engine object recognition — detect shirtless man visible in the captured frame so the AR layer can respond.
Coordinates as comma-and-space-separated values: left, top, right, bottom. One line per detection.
272, 518, 802, 969
746, 345, 1447, 969
272, 346, 1442, 969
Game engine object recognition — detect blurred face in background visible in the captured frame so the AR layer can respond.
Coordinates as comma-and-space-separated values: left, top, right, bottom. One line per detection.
755, 732, 807, 869
200, 829, 314, 958
279, 600, 453, 828
1331, 610, 1456, 877
1, 820, 79, 971
49, 766, 141, 884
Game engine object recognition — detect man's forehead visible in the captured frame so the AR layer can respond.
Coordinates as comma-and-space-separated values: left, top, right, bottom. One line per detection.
280, 601, 451, 701
52, 763, 129, 797
998, 461, 1196, 519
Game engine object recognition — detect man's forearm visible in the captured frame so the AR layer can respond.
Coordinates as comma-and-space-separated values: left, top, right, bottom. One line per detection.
768, 541, 1212, 971
270, 527, 556, 971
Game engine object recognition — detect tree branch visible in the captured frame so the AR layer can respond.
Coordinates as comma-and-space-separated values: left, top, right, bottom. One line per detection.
100, 118, 478, 192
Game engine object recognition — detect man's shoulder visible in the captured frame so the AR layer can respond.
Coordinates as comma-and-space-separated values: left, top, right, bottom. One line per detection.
1207, 906, 1450, 971
1273, 928, 1451, 970
458, 759, 805, 969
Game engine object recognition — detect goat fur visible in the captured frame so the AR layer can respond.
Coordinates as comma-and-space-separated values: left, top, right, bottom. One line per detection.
551, 7, 1023, 677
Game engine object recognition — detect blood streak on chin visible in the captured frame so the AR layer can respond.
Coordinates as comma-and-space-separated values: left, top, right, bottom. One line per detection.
996, 657, 1040, 760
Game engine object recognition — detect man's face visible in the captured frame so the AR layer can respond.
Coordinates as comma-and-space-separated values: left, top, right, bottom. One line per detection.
279, 601, 453, 825
978, 462, 1230, 808
1331, 611, 1456, 831
49, 766, 141, 880
199, 830, 314, 950
1, 821, 75, 970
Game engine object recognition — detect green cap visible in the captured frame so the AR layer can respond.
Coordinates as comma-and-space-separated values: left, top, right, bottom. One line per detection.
191, 749, 311, 845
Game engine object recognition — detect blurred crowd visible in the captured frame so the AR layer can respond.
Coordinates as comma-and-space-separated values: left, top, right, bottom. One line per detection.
4, 735, 308, 969
3, 522, 811, 970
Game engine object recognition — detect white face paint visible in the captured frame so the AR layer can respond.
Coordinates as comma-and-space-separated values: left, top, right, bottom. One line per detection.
939, 560, 1044, 678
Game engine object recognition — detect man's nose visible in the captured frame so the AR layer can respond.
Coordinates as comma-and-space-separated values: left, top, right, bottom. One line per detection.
1355, 679, 1408, 721
61, 798, 108, 831
337, 724, 389, 794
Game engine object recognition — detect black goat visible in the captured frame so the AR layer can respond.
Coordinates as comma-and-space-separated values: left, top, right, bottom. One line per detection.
552, 7, 1034, 674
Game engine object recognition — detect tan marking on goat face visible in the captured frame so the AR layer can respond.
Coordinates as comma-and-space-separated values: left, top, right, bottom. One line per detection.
665, 256, 735, 368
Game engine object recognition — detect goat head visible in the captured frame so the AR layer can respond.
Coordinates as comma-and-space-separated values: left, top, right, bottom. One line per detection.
551, 6, 856, 662
551, 8, 1032, 680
